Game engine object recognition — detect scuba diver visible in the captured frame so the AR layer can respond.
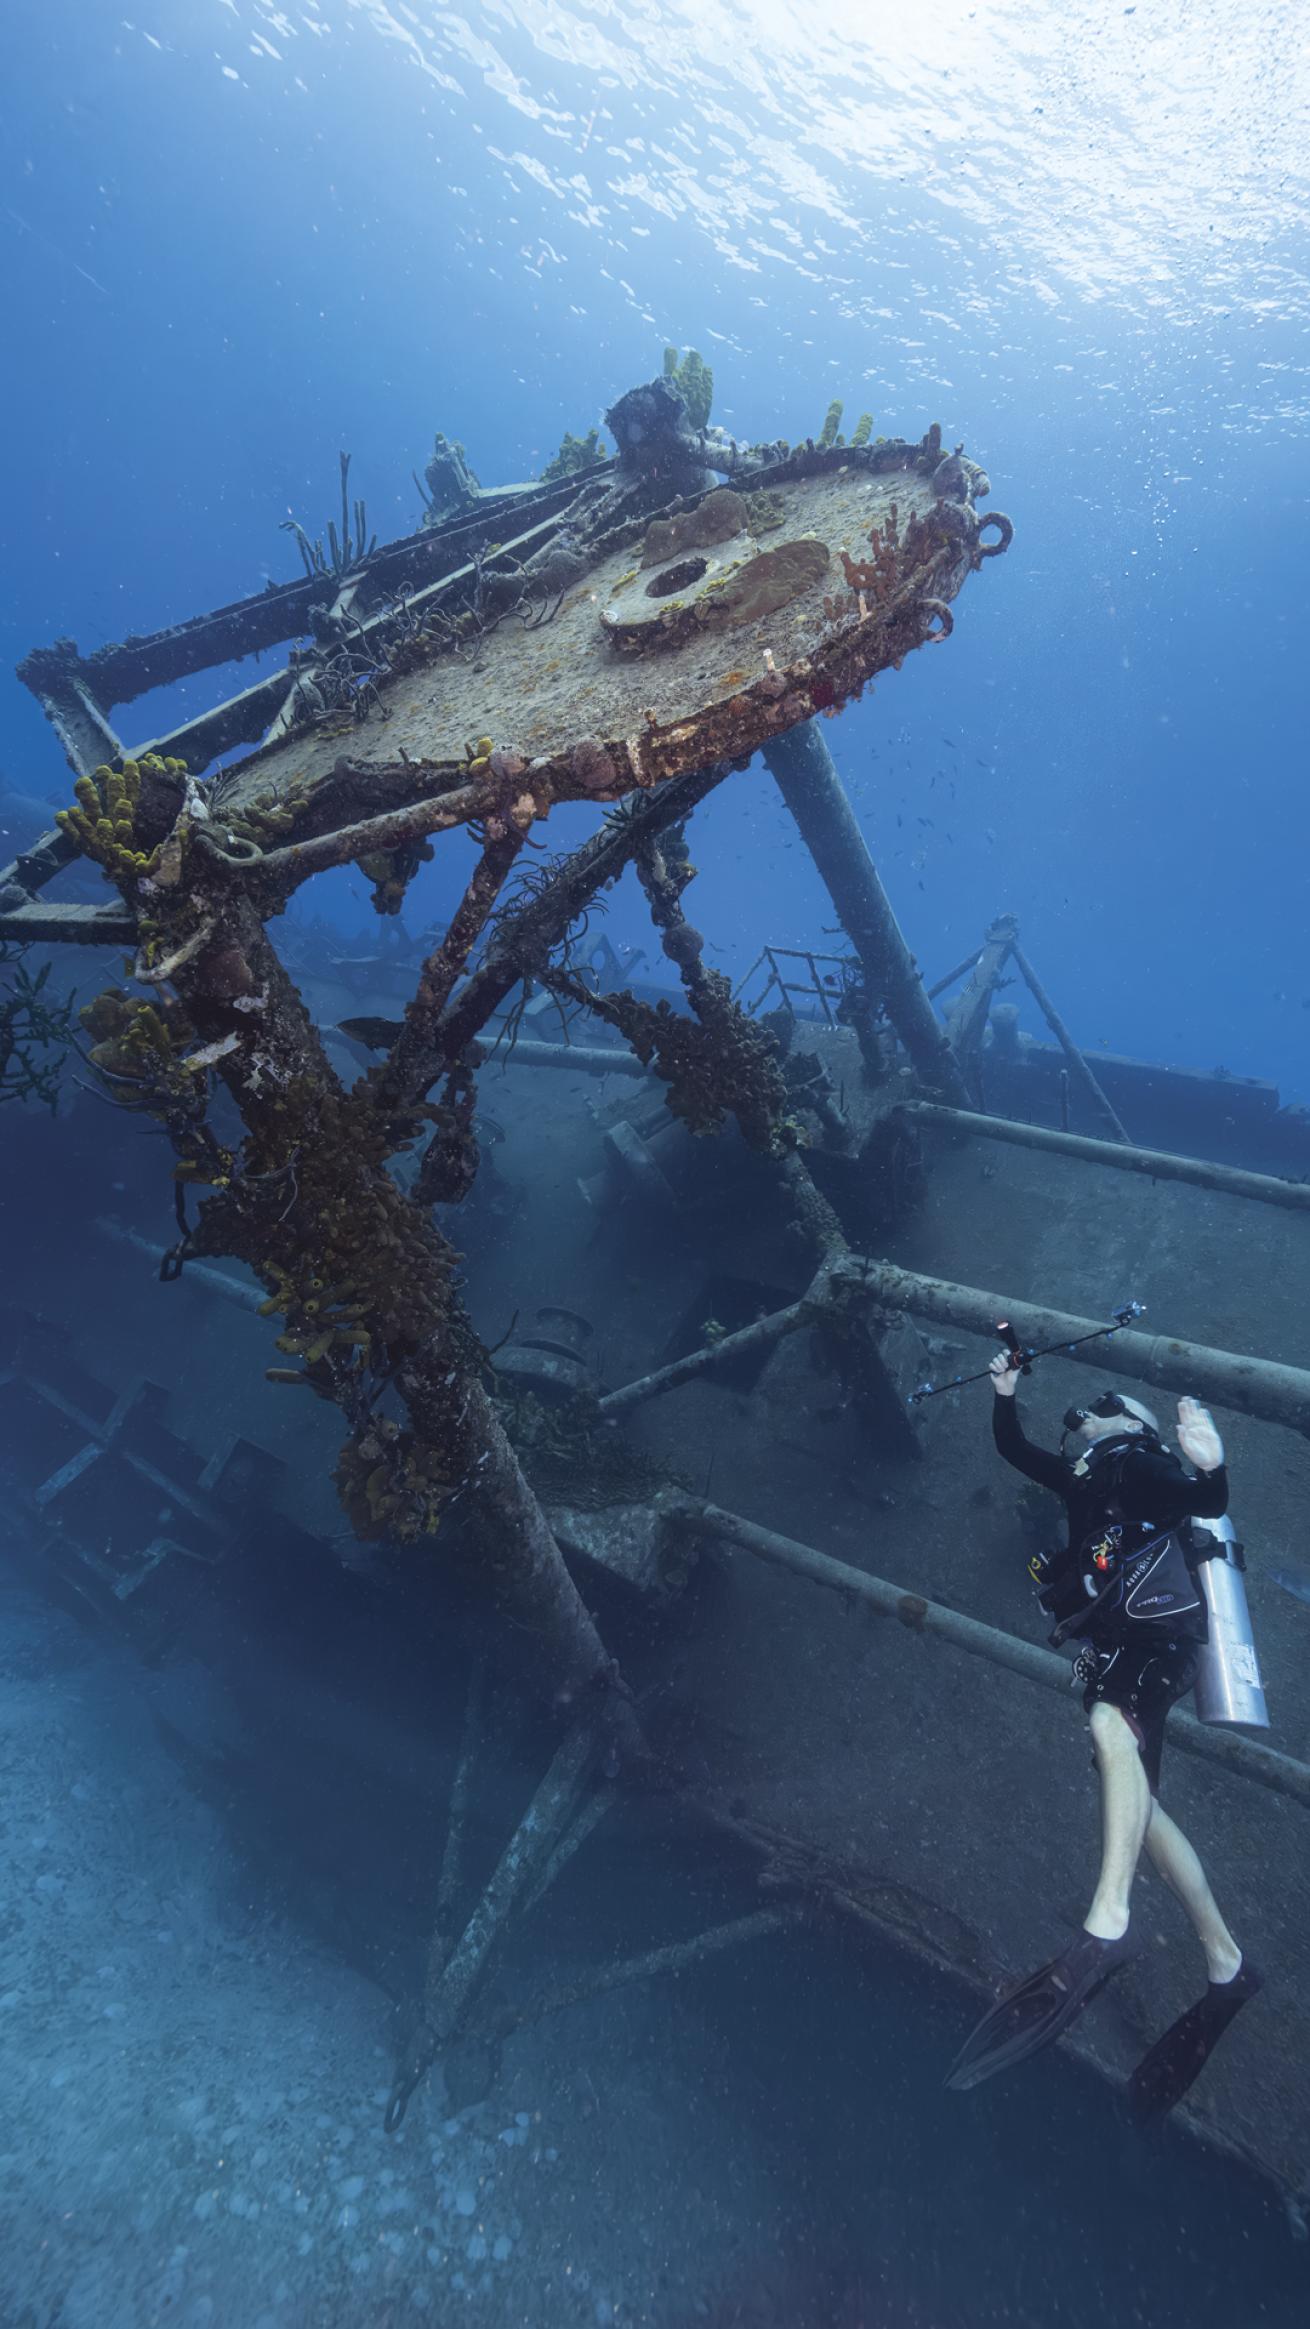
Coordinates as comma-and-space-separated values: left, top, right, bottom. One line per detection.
946, 1356, 1262, 2116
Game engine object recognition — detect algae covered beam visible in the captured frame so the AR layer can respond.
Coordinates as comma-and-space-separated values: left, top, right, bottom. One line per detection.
679, 1498, 1310, 1812
927, 948, 983, 1002
0, 898, 138, 947
831, 1257, 1310, 1436
385, 1711, 600, 2129
559, 1245, 1310, 1437
0, 822, 84, 910
761, 719, 969, 1105
472, 1036, 649, 1079
341, 1020, 650, 1079
156, 890, 644, 1759
599, 1298, 810, 1416
16, 471, 602, 718
435, 760, 735, 1070
19, 655, 125, 781
899, 1101, 1310, 1214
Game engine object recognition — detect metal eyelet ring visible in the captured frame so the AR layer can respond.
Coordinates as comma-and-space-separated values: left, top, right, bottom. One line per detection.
977, 513, 1014, 558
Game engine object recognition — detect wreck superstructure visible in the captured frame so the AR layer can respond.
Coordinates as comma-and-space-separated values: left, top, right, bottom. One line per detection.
5, 364, 1310, 2218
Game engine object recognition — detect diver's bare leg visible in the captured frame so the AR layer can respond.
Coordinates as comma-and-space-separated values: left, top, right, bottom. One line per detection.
1143, 1801, 1242, 1982
1083, 1700, 1152, 1940
944, 1697, 1144, 2089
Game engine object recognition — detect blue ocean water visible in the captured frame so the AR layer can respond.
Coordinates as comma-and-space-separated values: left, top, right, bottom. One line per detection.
3, 0, 1306, 1093
2, 6, 1310, 2327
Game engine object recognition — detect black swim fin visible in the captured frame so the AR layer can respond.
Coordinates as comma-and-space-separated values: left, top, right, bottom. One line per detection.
1128, 1958, 1264, 2126
946, 1929, 1137, 2093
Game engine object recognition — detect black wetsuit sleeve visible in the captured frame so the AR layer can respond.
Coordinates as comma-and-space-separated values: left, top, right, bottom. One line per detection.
1129, 1444, 1230, 1519
1187, 1465, 1230, 1518
991, 1394, 1068, 1494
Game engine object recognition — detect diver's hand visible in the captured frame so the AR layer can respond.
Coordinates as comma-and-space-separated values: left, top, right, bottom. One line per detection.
1176, 1397, 1224, 1472
990, 1352, 1021, 1398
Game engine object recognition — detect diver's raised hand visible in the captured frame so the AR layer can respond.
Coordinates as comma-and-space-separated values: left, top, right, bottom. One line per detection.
1176, 1397, 1224, 1472
990, 1351, 1021, 1398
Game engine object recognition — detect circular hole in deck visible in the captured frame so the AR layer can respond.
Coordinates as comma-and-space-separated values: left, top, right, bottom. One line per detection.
645, 556, 710, 599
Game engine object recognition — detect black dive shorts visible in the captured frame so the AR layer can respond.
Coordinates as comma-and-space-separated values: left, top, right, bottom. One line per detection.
1078, 1635, 1202, 1793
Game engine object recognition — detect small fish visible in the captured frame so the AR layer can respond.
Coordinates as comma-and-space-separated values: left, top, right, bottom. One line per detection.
1270, 1568, 1310, 1610
339, 1014, 403, 1051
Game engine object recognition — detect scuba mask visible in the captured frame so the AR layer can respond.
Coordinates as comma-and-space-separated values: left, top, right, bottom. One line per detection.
1063, 1390, 1132, 1433
1060, 1390, 1161, 1464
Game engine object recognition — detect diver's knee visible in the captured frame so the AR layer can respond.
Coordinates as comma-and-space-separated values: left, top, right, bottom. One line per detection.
1089, 1698, 1137, 1753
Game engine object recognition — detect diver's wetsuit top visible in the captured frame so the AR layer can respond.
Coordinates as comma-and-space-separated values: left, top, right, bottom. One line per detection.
994, 1395, 1230, 1785
992, 1394, 1229, 1643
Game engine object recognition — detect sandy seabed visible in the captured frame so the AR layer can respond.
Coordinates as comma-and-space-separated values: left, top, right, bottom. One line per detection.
0, 1575, 751, 2329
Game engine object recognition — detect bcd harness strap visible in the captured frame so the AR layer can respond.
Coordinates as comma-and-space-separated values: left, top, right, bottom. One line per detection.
1043, 1440, 1207, 1648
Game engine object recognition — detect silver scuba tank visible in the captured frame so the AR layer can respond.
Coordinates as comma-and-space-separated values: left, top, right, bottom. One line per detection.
1191, 1513, 1268, 1730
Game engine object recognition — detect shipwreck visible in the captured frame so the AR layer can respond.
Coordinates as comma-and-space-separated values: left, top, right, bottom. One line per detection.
4, 355, 1309, 2219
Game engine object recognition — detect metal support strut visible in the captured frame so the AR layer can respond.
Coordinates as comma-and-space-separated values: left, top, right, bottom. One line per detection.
675, 1499, 1310, 1811
600, 1253, 1310, 1438
900, 1102, 1310, 1214
761, 719, 969, 1104
829, 1257, 1310, 1436
1010, 943, 1129, 1143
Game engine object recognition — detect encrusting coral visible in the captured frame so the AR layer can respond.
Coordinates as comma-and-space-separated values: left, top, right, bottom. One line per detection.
821, 500, 952, 629
540, 426, 606, 482
55, 754, 481, 1539
55, 755, 190, 886
663, 345, 714, 432
813, 399, 874, 451
35, 373, 1008, 1751
537, 819, 799, 1158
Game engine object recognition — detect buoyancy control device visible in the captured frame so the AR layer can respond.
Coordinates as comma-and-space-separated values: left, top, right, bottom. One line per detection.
1029, 1435, 1204, 1646
1033, 1514, 1204, 1647
1028, 1438, 1268, 1730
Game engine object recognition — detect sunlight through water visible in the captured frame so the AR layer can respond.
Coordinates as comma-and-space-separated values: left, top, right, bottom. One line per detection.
196, 0, 1310, 386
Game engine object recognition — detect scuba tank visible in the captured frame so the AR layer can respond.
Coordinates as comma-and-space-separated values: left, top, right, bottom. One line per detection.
1189, 1513, 1269, 1730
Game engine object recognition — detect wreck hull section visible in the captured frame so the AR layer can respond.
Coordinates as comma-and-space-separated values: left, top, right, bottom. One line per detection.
4, 1024, 1309, 2203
